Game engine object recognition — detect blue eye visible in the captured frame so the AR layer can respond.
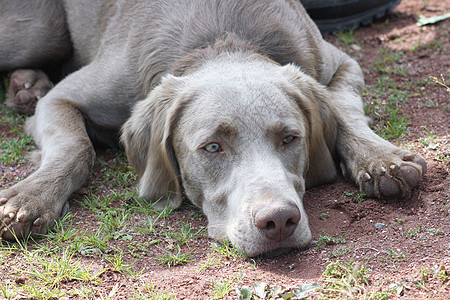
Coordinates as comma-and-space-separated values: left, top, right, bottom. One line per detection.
283, 136, 295, 144
204, 143, 221, 153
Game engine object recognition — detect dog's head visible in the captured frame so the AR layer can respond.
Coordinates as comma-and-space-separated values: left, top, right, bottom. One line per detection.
121, 54, 332, 256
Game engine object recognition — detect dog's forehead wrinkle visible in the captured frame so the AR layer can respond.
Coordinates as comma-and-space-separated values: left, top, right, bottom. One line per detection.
180, 96, 303, 151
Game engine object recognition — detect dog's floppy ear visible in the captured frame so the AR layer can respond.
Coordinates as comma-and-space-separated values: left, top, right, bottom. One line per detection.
280, 64, 337, 187
121, 75, 188, 210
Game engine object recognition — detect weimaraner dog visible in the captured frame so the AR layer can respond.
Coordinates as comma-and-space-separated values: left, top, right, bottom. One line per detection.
0, 0, 426, 256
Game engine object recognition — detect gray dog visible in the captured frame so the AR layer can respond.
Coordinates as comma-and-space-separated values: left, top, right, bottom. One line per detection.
0, 0, 426, 256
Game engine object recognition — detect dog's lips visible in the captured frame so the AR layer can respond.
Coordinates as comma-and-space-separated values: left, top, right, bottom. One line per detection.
242, 234, 309, 257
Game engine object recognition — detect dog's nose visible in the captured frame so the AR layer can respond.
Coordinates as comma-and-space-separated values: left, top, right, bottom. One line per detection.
253, 202, 300, 242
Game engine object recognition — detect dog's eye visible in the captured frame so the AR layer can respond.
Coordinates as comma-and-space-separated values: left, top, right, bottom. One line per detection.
204, 143, 221, 153
282, 136, 295, 144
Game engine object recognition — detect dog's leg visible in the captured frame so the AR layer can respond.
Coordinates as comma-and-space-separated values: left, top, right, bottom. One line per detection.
0, 59, 132, 239
0, 96, 95, 239
327, 58, 426, 199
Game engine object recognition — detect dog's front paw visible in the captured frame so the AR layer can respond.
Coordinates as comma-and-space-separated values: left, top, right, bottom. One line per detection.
6, 69, 53, 114
357, 150, 427, 199
0, 184, 68, 240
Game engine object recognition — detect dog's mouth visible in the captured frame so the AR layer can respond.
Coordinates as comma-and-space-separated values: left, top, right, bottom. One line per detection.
237, 232, 310, 257
254, 245, 298, 258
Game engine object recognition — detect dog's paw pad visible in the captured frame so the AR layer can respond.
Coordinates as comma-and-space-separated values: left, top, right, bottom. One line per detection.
378, 173, 401, 198
399, 165, 421, 187
6, 69, 53, 114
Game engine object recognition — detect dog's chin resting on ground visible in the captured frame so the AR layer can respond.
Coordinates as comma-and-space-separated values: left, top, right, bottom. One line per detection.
0, 0, 426, 257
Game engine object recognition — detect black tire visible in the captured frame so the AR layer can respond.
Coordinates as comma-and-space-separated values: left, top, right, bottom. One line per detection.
300, 0, 402, 32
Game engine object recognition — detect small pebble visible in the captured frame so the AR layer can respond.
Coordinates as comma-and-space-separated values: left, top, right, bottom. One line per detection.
375, 223, 385, 229
351, 44, 361, 51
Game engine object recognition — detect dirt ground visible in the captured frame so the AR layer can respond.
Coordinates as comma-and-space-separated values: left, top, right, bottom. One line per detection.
0, 0, 449, 299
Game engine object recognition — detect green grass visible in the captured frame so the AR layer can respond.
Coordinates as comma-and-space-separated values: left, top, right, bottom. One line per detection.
139, 281, 177, 299
364, 73, 411, 140
210, 273, 243, 299
0, 133, 35, 165
329, 246, 353, 258
197, 253, 223, 272
373, 49, 408, 76
162, 220, 204, 245
156, 245, 194, 267
343, 191, 367, 203
410, 39, 444, 54
319, 260, 371, 299
316, 231, 347, 249
0, 81, 36, 166
238, 282, 320, 300
211, 240, 246, 258
335, 28, 359, 52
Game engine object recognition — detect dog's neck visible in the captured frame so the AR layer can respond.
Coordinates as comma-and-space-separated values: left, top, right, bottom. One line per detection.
171, 33, 277, 77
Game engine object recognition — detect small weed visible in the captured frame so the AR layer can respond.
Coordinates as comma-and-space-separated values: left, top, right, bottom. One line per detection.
320, 260, 370, 299
385, 248, 406, 261
376, 104, 410, 139
426, 228, 442, 235
413, 264, 450, 297
97, 208, 130, 232
335, 28, 359, 53
417, 128, 449, 164
198, 253, 222, 272
80, 193, 112, 212
23, 248, 104, 287
421, 98, 439, 108
95, 152, 137, 188
105, 251, 137, 275
210, 273, 242, 299
410, 39, 444, 53
442, 199, 449, 212
0, 133, 35, 165
139, 281, 177, 299
162, 220, 204, 245
373, 49, 407, 76
373, 292, 390, 300
189, 211, 205, 218
22, 280, 67, 300
0, 105, 28, 135
404, 224, 422, 238
212, 240, 246, 258
44, 212, 77, 241
336, 28, 356, 45
75, 228, 111, 256
395, 218, 404, 223
329, 247, 352, 258
320, 211, 330, 220
355, 192, 367, 203
238, 282, 320, 300
316, 231, 346, 249
342, 191, 366, 203
418, 127, 439, 149
364, 75, 411, 140
0, 281, 18, 300
156, 245, 194, 267
136, 215, 158, 235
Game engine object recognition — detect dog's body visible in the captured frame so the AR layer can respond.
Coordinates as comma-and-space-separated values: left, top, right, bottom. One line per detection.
0, 0, 426, 256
